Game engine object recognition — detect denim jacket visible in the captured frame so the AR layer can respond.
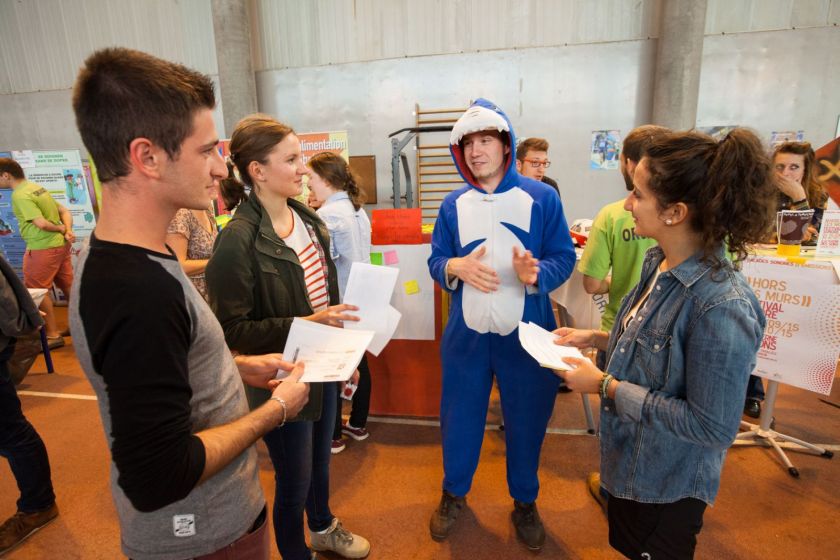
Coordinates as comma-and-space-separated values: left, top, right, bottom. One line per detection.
600, 246, 765, 505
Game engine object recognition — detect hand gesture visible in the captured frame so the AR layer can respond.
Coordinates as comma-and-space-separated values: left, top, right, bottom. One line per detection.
512, 247, 539, 286
305, 303, 360, 327
552, 327, 595, 349
65, 230, 76, 243
447, 246, 499, 293
555, 356, 603, 394
235, 353, 296, 389
775, 174, 807, 202
268, 362, 309, 419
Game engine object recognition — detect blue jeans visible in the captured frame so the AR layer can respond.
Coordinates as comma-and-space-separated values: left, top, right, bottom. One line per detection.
0, 341, 55, 513
262, 382, 336, 560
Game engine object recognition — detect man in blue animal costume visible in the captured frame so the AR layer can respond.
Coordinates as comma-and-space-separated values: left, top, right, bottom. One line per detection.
427, 99, 576, 551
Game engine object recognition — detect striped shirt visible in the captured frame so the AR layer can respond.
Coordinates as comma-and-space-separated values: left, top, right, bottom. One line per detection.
283, 209, 329, 312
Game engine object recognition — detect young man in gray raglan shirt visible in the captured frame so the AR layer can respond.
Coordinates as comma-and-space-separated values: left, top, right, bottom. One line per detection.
69, 47, 310, 560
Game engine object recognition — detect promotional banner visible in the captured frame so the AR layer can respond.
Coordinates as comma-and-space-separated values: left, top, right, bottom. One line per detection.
0, 150, 97, 279
815, 136, 840, 208
743, 256, 840, 395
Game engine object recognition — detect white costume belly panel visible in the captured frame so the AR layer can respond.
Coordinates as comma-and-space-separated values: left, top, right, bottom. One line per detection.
456, 187, 533, 335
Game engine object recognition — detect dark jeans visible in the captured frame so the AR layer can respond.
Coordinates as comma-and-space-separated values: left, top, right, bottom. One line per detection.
608, 494, 707, 559
746, 375, 765, 401
0, 341, 55, 513
333, 353, 371, 439
263, 382, 337, 560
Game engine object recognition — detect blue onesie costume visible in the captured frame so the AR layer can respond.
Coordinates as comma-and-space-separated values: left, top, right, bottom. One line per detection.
428, 99, 576, 503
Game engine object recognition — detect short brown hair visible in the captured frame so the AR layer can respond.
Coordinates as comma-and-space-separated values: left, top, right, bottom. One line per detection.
308, 152, 365, 211
0, 158, 25, 180
622, 125, 670, 163
72, 47, 216, 183
644, 129, 776, 267
516, 137, 549, 161
220, 114, 296, 210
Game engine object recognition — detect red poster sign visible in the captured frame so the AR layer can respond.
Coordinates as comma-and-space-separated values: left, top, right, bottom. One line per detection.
371, 208, 423, 245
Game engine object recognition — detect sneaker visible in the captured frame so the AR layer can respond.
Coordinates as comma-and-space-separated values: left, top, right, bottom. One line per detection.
0, 503, 59, 555
587, 472, 608, 514
46, 336, 65, 350
310, 517, 370, 558
331, 439, 346, 454
341, 422, 370, 441
429, 491, 465, 541
511, 500, 545, 551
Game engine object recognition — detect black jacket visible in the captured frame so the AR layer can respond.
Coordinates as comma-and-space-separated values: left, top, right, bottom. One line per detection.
206, 193, 340, 421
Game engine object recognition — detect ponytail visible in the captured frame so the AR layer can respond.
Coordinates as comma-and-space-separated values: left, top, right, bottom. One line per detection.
219, 159, 248, 211
308, 152, 365, 211
645, 129, 776, 268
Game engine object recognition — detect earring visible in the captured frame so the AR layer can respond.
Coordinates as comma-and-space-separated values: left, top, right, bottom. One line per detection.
665, 219, 673, 225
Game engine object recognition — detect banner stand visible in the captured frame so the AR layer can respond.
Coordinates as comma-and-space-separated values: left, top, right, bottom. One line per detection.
732, 380, 834, 477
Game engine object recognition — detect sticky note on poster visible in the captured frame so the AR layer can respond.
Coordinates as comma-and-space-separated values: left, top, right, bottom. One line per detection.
371, 208, 423, 244
370, 252, 383, 265
403, 280, 420, 295
384, 250, 399, 265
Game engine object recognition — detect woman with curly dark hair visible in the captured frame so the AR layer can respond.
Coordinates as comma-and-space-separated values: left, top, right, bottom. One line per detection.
553, 129, 776, 559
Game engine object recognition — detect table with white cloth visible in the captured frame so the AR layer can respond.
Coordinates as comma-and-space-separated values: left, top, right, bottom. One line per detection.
550, 248, 606, 331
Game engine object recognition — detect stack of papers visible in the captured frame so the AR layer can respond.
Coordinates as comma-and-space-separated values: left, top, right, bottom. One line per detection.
518, 321, 586, 371
343, 262, 402, 356
279, 318, 374, 383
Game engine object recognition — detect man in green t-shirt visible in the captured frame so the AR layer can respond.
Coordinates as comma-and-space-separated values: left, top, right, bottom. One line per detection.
578, 125, 670, 333
1, 158, 74, 347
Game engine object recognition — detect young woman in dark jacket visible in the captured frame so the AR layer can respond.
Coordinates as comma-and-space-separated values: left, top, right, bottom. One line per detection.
206, 114, 370, 560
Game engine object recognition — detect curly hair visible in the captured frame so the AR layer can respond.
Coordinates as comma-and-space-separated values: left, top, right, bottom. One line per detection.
644, 129, 776, 268
307, 152, 365, 211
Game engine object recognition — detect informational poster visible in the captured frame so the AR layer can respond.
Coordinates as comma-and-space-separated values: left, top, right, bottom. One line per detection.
298, 131, 349, 204
742, 256, 840, 395
770, 130, 805, 148
0, 150, 97, 278
0, 188, 25, 276
589, 130, 621, 170
815, 210, 840, 257
371, 208, 423, 245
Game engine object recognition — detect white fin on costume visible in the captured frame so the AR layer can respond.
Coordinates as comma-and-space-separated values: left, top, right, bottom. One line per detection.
456, 187, 533, 336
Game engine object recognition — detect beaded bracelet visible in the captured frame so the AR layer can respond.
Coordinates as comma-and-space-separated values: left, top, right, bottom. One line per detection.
599, 374, 614, 400
269, 397, 288, 427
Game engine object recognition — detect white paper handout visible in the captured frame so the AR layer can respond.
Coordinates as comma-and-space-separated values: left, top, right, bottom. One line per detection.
279, 318, 374, 383
366, 305, 402, 357
343, 262, 399, 334
518, 321, 586, 371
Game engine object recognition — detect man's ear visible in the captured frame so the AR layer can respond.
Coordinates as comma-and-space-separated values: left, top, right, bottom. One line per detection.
128, 138, 164, 180
515, 159, 522, 173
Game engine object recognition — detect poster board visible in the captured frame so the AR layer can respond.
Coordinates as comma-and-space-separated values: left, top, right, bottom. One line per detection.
349, 155, 377, 204
370, 243, 434, 341
743, 255, 840, 395
0, 150, 97, 280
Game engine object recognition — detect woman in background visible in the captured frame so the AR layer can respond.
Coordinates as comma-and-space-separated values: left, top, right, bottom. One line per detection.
166, 206, 217, 300
206, 115, 370, 560
307, 152, 373, 454
554, 129, 775, 559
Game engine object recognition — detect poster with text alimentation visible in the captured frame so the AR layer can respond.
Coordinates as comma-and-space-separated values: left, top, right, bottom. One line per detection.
589, 130, 621, 170
742, 256, 840, 395
298, 131, 349, 204
0, 150, 97, 278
